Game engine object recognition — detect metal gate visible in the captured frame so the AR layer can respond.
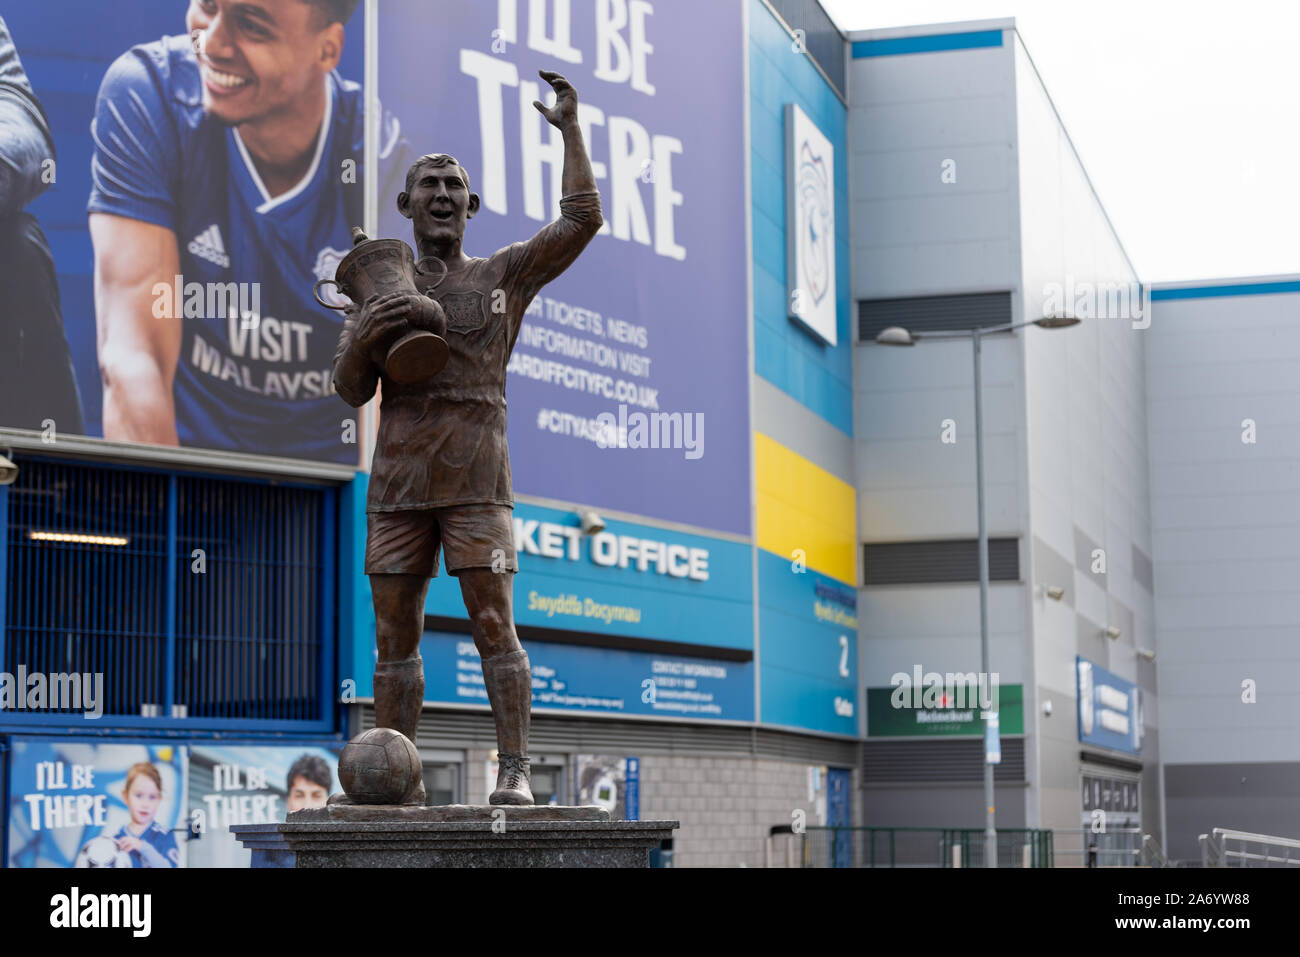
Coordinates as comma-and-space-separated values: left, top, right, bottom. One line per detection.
1, 454, 336, 731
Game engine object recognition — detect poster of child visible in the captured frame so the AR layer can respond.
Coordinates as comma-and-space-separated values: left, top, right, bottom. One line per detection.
108, 762, 180, 867
185, 744, 341, 867
5, 740, 185, 868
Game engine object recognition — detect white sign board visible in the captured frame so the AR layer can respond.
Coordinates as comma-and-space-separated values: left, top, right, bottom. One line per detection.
785, 103, 837, 346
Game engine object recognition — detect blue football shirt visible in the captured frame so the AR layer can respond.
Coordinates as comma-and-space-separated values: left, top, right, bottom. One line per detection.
112, 820, 179, 868
89, 34, 409, 463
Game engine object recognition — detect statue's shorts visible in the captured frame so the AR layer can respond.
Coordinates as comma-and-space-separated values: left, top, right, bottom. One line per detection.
364, 504, 519, 578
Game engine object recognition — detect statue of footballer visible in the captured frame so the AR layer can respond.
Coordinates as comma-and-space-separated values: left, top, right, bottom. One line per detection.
331, 71, 602, 805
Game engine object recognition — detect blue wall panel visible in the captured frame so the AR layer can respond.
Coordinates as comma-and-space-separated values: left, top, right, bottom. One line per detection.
852, 30, 1004, 59
756, 549, 858, 736
341, 494, 756, 699
749, 0, 853, 435
415, 631, 753, 723
1151, 280, 1300, 300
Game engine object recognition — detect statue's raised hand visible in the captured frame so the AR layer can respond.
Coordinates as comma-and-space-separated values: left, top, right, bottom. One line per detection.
533, 70, 578, 128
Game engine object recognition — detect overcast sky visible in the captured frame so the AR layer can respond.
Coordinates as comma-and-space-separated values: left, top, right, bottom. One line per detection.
819, 0, 1298, 284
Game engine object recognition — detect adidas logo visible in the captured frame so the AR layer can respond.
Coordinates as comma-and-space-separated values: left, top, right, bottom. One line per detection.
188, 224, 231, 269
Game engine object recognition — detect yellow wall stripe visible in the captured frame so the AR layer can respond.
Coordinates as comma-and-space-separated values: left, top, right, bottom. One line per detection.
754, 431, 857, 585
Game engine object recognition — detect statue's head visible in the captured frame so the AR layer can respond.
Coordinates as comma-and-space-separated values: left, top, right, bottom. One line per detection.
397, 153, 480, 247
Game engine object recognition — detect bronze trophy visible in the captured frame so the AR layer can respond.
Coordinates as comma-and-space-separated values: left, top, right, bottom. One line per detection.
314, 226, 450, 384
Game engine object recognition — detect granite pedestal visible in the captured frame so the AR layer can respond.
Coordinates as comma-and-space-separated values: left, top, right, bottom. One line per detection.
230, 805, 678, 868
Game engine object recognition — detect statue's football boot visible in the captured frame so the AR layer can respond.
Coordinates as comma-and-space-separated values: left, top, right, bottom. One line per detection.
490, 751, 534, 806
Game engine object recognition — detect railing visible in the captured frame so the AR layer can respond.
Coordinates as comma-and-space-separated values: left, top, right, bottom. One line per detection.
766, 825, 801, 868
787, 825, 1192, 867
795, 826, 1054, 868
1142, 833, 1171, 868
942, 828, 1054, 868
1051, 827, 1145, 867
1200, 828, 1300, 867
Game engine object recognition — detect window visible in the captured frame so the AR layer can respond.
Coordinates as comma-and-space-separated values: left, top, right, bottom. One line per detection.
530, 762, 565, 806
421, 763, 461, 806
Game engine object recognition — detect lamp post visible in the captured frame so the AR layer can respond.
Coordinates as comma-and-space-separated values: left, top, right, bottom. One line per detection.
875, 315, 1079, 867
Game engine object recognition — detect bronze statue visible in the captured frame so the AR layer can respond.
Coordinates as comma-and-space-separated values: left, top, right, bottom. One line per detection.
330, 70, 602, 805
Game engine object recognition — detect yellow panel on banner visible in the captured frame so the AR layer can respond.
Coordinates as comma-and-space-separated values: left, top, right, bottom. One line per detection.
754, 432, 857, 585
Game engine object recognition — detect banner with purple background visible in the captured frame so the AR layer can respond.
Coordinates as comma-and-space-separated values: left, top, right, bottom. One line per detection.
377, 0, 751, 536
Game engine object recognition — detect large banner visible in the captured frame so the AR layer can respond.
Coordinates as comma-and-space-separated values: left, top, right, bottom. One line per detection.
343, 496, 757, 723
5, 737, 342, 867
3, 3, 752, 522
186, 743, 341, 867
376, 0, 751, 536
1, 3, 378, 465
6, 740, 186, 868
411, 630, 754, 722
427, 501, 754, 649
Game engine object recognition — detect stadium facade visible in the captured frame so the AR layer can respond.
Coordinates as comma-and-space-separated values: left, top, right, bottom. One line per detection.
0, 0, 1290, 867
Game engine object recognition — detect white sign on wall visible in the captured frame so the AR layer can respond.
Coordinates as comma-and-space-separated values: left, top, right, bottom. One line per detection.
785, 103, 837, 346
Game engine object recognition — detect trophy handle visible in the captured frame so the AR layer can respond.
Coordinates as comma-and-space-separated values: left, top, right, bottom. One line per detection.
415, 256, 448, 292
313, 278, 348, 309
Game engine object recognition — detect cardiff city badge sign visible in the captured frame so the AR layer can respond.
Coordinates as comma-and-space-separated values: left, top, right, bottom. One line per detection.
785, 102, 837, 346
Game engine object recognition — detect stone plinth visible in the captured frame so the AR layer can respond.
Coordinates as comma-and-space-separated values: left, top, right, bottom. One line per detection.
230, 805, 677, 868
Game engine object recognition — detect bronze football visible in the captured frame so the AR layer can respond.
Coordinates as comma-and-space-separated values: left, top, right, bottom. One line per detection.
338, 727, 421, 804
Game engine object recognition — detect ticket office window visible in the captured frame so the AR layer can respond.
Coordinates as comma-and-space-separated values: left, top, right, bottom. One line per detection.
420, 752, 466, 805
530, 754, 566, 806
421, 765, 458, 805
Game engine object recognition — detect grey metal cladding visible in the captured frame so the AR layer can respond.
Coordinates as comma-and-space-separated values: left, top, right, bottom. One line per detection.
1131, 544, 1154, 592
858, 292, 1013, 340
1073, 525, 1102, 575
1076, 613, 1109, 669
753, 376, 854, 484
1032, 535, 1076, 607
863, 538, 1020, 585
1106, 595, 1134, 645
765, 0, 846, 97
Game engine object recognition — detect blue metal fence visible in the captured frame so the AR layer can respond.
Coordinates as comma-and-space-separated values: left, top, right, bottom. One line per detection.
2, 455, 335, 731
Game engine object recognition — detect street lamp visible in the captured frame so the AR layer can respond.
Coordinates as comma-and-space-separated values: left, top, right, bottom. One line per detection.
875, 313, 1080, 866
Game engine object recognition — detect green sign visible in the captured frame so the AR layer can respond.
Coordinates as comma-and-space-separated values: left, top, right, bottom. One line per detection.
867, 683, 1024, 737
